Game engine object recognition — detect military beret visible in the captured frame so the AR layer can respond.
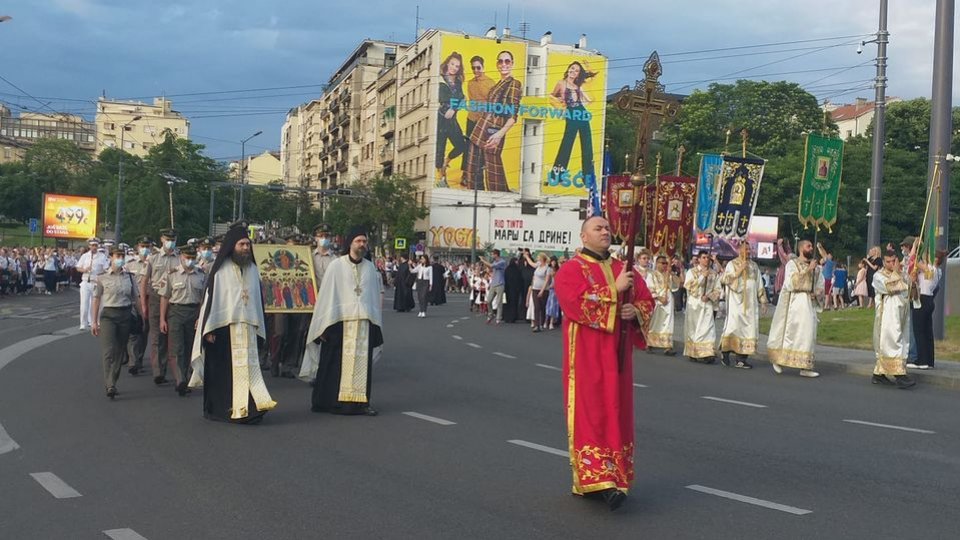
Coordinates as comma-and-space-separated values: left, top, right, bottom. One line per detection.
160, 229, 178, 238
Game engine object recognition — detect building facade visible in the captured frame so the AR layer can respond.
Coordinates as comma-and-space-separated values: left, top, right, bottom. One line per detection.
230, 150, 282, 186
824, 97, 901, 140
0, 105, 96, 163
95, 97, 190, 157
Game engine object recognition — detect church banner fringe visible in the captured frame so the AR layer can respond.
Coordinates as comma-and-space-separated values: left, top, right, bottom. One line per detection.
797, 133, 844, 232
711, 156, 765, 239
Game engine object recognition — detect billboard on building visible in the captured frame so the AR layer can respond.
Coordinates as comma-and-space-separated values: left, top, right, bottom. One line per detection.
435, 34, 526, 194
535, 52, 607, 197
428, 205, 581, 255
42, 193, 98, 239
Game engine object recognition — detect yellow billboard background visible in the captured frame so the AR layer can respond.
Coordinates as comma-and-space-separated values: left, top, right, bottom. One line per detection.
435, 34, 526, 193
535, 52, 607, 197
42, 193, 98, 239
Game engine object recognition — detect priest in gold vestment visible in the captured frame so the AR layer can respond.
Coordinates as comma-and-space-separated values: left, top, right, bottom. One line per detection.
871, 250, 916, 389
719, 243, 767, 369
767, 240, 823, 378
683, 251, 721, 363
647, 255, 680, 355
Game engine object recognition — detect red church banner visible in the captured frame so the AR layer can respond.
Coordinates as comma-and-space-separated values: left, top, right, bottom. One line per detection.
605, 174, 636, 241
648, 176, 698, 256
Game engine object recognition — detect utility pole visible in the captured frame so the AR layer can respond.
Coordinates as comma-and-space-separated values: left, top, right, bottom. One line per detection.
470, 173, 479, 265
927, 0, 954, 340
237, 130, 262, 221
866, 0, 888, 251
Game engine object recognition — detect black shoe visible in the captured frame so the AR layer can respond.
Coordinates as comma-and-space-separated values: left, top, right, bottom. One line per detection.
895, 375, 916, 389
720, 351, 731, 367
364, 407, 379, 416
106, 387, 118, 400
664, 349, 677, 357
872, 374, 895, 386
280, 371, 296, 379
176, 382, 188, 396
154, 376, 169, 385
128, 366, 140, 376
270, 363, 280, 377
601, 489, 627, 511
702, 356, 717, 365
734, 359, 753, 369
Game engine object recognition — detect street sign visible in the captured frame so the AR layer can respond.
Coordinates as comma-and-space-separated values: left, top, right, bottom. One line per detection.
394, 238, 407, 250
28, 218, 38, 233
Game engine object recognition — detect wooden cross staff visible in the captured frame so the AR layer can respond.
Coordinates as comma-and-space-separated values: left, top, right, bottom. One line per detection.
675, 145, 686, 175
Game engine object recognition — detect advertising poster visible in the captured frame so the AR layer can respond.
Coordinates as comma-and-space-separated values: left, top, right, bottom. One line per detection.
42, 193, 98, 239
537, 52, 607, 198
436, 34, 526, 193
253, 244, 317, 314
694, 215, 779, 260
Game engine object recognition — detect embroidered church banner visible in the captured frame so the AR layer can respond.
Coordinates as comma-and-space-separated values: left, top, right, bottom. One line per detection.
648, 176, 697, 256
253, 244, 318, 314
711, 156, 765, 239
798, 133, 844, 232
605, 174, 637, 240
695, 154, 723, 233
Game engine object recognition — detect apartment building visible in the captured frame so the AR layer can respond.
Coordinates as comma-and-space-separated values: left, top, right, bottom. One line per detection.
0, 105, 96, 163
824, 96, 901, 140
280, 40, 408, 191
96, 97, 190, 157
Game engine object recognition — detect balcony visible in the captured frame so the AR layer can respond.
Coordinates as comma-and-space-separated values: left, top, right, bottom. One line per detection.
337, 159, 348, 172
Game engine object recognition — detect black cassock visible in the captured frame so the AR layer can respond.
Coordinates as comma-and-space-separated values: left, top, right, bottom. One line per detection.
311, 322, 384, 414
201, 326, 268, 424
501, 261, 525, 323
429, 262, 447, 305
393, 264, 416, 312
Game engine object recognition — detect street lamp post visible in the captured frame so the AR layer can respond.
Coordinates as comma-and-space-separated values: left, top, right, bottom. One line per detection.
115, 115, 142, 243
237, 130, 263, 221
160, 173, 187, 228
866, 0, 889, 251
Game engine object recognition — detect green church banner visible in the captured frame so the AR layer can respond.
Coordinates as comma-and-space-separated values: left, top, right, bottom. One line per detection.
798, 133, 844, 232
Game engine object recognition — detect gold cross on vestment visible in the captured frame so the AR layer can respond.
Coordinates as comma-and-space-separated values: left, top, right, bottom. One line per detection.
240, 290, 249, 305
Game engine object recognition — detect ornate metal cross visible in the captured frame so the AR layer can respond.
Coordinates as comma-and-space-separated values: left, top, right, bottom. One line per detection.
614, 52, 679, 176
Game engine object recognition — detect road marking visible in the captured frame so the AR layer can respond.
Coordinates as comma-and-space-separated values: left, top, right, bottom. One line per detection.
493, 352, 516, 359
466, 342, 482, 349
446, 324, 454, 328
450, 320, 459, 324
535, 363, 561, 372
685, 485, 812, 515
701, 396, 767, 409
452, 335, 463, 340
103, 529, 149, 540
1, 326, 85, 456
402, 412, 457, 426
508, 439, 568, 458
633, 383, 648, 389
460, 317, 470, 320
30, 472, 82, 499
842, 419, 935, 435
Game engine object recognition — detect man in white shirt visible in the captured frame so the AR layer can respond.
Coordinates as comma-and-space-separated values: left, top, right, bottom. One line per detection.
76, 238, 108, 330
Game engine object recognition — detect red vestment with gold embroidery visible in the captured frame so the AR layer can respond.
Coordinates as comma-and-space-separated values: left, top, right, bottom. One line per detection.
555, 252, 654, 495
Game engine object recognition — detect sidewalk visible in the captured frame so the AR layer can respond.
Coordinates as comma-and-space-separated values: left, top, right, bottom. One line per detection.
671, 316, 960, 390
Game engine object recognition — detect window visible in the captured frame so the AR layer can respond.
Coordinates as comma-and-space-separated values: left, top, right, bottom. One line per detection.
528, 55, 540, 67
531, 162, 536, 174
104, 122, 115, 130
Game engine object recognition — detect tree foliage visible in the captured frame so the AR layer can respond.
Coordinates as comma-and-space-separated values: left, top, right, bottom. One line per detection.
325, 174, 429, 247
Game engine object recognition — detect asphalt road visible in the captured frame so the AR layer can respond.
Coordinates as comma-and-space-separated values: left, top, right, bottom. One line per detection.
1, 292, 959, 539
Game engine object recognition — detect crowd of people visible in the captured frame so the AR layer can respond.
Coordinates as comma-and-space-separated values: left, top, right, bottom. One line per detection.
0, 244, 90, 297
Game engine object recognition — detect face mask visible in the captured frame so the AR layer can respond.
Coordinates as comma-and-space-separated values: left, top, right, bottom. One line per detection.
113, 258, 125, 269
183, 259, 196, 269
316, 237, 330, 249
139, 247, 150, 257
200, 249, 213, 261
164, 240, 176, 250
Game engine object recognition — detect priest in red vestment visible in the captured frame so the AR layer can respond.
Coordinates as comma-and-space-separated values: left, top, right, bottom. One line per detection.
555, 216, 654, 511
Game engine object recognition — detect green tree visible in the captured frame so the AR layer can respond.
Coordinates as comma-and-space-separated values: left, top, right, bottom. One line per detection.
325, 174, 429, 248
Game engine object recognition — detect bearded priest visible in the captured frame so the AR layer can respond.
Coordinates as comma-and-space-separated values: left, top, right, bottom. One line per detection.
188, 223, 277, 423
305, 228, 384, 416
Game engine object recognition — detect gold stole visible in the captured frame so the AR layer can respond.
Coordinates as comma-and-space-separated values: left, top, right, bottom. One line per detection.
338, 319, 370, 403
229, 323, 277, 419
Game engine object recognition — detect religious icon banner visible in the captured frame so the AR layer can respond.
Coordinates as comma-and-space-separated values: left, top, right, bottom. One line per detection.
252, 244, 318, 314
711, 156, 765, 239
695, 154, 723, 233
798, 133, 844, 232
648, 176, 697, 256
605, 174, 636, 241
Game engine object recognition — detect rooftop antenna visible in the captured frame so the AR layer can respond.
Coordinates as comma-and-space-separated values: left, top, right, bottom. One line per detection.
414, 5, 422, 40
506, 4, 510, 30
518, 8, 530, 39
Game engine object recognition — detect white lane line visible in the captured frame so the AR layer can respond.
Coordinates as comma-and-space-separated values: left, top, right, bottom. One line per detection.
701, 396, 767, 409
633, 383, 648, 389
686, 485, 812, 515
452, 335, 463, 340
842, 419, 935, 435
1, 327, 85, 456
450, 320, 459, 324
30, 472, 82, 499
446, 324, 454, 328
402, 412, 457, 426
460, 317, 470, 320
493, 352, 516, 359
466, 342, 482, 349
103, 529, 149, 540
508, 439, 568, 458
535, 363, 561, 372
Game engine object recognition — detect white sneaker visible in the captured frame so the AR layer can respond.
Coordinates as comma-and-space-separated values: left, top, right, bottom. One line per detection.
799, 370, 820, 378
906, 363, 919, 369
917, 365, 932, 370
771, 362, 782, 375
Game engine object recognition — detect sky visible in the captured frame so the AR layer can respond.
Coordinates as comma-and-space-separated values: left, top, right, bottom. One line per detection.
0, 0, 956, 161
